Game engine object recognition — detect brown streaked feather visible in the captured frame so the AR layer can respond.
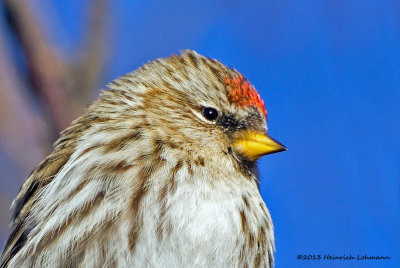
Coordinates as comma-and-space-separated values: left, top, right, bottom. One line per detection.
33, 191, 105, 255
127, 152, 166, 253
0, 152, 73, 267
0, 110, 105, 267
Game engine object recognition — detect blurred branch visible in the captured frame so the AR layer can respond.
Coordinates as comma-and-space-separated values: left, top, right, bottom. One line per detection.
0, 0, 112, 166
3, 0, 110, 131
70, 0, 109, 111
0, 33, 49, 171
3, 0, 71, 134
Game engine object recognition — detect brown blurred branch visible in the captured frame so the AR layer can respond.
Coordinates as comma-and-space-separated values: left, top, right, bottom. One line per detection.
3, 0, 110, 132
0, 33, 49, 171
70, 0, 109, 110
0, 0, 110, 149
3, 0, 71, 134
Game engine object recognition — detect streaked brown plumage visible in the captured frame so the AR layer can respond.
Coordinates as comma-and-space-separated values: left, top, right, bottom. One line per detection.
0, 50, 285, 267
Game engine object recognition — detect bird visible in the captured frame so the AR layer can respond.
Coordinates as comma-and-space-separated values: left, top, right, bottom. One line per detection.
0, 50, 286, 267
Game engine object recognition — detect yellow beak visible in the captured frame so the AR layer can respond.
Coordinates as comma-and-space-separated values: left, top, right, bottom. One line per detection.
232, 130, 287, 160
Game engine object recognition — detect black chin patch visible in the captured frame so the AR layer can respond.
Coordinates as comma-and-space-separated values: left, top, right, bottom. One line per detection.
227, 146, 260, 184
242, 158, 259, 177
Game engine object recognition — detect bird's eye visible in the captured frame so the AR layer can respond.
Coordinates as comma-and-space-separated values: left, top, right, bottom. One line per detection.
201, 107, 219, 121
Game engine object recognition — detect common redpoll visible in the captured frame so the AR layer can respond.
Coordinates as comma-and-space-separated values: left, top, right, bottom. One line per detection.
0, 50, 286, 267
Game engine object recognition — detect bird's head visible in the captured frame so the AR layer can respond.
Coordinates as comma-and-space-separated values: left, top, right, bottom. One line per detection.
101, 50, 285, 173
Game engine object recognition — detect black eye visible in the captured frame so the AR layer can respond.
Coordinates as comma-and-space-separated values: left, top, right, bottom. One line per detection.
202, 107, 219, 121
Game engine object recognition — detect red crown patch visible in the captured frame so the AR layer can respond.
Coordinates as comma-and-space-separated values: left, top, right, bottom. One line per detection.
225, 75, 267, 118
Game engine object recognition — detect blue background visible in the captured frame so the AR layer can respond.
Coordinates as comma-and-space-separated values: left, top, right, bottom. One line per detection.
1, 0, 399, 267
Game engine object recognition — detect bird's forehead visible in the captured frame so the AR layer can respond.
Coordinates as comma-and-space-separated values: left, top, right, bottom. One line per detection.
224, 75, 267, 118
